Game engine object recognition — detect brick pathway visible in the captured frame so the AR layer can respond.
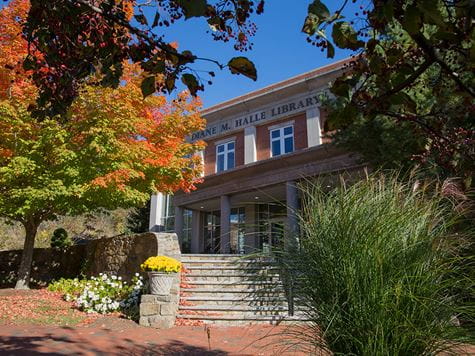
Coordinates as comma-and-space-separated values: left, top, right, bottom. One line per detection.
0, 317, 312, 355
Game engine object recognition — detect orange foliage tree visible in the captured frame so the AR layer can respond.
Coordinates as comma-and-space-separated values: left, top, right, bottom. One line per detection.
0, 0, 205, 289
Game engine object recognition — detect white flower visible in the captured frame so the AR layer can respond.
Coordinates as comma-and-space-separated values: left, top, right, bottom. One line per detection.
111, 275, 117, 280
118, 276, 122, 281
135, 273, 140, 277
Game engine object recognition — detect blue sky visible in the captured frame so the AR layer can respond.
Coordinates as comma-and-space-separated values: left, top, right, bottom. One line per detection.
157, 1, 359, 108
1, 1, 359, 108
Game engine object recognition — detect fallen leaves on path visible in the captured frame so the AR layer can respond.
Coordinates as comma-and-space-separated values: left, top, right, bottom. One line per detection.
0, 288, 98, 326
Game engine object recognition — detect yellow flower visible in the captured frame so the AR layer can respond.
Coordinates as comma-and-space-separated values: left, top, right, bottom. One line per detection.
140, 256, 181, 273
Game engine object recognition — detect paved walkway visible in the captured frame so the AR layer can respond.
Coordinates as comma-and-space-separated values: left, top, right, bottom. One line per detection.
0, 317, 311, 355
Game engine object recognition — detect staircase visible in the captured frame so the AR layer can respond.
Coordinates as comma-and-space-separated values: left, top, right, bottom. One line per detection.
177, 254, 306, 325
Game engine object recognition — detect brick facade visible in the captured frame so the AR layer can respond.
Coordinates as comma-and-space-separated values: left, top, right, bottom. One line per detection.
203, 131, 245, 176
255, 112, 308, 161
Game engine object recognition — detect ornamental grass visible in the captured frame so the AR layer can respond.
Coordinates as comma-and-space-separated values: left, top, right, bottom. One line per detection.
279, 173, 473, 355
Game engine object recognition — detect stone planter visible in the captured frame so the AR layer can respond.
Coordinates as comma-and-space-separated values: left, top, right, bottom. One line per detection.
148, 271, 175, 295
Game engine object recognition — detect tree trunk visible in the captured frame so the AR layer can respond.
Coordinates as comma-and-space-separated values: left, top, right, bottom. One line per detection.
15, 221, 39, 289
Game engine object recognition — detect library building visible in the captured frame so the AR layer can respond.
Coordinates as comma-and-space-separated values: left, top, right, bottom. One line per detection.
149, 58, 364, 254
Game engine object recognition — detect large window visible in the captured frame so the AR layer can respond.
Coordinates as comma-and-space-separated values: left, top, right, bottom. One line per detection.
270, 125, 294, 157
230, 207, 246, 254
162, 194, 175, 232
216, 141, 235, 172
161, 195, 192, 252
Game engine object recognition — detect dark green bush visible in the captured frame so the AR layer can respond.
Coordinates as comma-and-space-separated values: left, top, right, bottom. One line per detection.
50, 228, 72, 248
281, 174, 473, 355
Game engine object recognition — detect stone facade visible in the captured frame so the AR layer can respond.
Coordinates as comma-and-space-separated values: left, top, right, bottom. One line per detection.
139, 293, 178, 329
0, 232, 182, 287
0, 245, 87, 287
88, 232, 181, 280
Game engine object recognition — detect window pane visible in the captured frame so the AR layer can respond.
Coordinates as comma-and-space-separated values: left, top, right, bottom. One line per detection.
227, 142, 235, 150
271, 129, 280, 139
283, 126, 293, 135
284, 137, 294, 153
217, 144, 225, 153
271, 140, 281, 156
227, 151, 235, 169
217, 154, 225, 172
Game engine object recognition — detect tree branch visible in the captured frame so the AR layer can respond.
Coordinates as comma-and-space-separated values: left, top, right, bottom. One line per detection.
69, 0, 225, 69
375, 58, 435, 101
411, 32, 475, 97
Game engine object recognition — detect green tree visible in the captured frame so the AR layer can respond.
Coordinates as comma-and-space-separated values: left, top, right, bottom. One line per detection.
1, 0, 205, 289
302, 0, 474, 185
21, 0, 263, 118
126, 200, 151, 234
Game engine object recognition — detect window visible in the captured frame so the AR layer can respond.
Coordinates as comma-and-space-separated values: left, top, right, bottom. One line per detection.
161, 194, 175, 232
216, 141, 235, 172
270, 125, 294, 157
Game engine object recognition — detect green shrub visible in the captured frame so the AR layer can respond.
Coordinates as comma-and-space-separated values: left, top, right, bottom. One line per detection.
48, 278, 87, 300
281, 174, 473, 355
48, 274, 145, 319
50, 228, 72, 248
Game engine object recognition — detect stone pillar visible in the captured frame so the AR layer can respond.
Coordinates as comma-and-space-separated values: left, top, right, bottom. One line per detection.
139, 293, 177, 329
174, 206, 184, 247
220, 195, 231, 254
306, 107, 322, 147
244, 126, 257, 164
286, 181, 300, 250
149, 193, 164, 232
191, 210, 202, 253
198, 150, 205, 177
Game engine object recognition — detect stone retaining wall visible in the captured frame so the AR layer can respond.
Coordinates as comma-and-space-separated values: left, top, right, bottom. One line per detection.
0, 232, 181, 287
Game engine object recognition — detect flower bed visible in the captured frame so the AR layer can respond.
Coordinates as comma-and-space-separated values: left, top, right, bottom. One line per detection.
48, 273, 145, 319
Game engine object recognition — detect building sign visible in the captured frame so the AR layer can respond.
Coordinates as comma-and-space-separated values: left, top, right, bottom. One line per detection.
191, 93, 323, 141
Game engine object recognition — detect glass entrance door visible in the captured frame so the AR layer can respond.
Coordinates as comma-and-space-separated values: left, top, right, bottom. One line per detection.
269, 220, 285, 249
204, 211, 220, 253
257, 203, 287, 252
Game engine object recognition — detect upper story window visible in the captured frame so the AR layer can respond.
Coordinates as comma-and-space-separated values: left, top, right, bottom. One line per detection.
216, 141, 235, 172
270, 125, 294, 157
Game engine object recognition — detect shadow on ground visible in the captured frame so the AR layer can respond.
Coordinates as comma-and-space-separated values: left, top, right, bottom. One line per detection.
0, 329, 230, 355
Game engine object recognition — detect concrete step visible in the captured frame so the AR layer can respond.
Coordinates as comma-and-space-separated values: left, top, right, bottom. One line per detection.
182, 260, 277, 269
176, 314, 310, 325
185, 280, 281, 286
183, 283, 284, 293
181, 290, 285, 300
183, 266, 280, 275
180, 296, 288, 306
179, 254, 296, 326
182, 254, 244, 260
184, 275, 280, 283
179, 304, 288, 313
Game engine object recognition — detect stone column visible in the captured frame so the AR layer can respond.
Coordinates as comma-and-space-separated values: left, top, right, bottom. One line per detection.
306, 107, 322, 147
244, 126, 257, 164
174, 206, 184, 247
191, 210, 202, 253
220, 195, 231, 254
149, 193, 164, 232
286, 181, 300, 250
198, 150, 205, 177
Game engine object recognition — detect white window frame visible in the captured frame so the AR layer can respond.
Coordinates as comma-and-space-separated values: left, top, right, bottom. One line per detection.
270, 125, 294, 157
216, 140, 235, 172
